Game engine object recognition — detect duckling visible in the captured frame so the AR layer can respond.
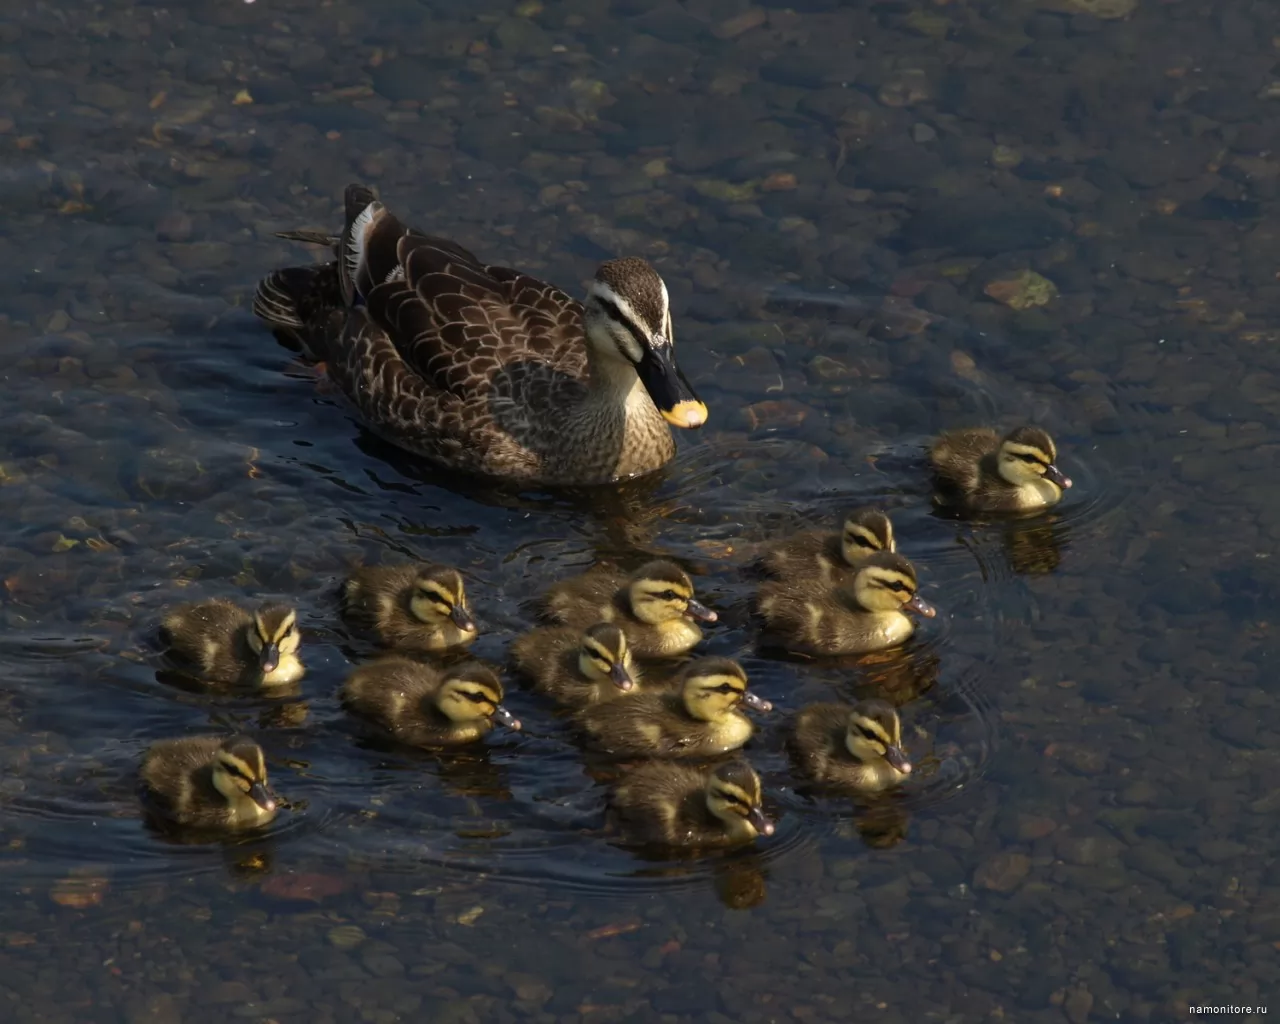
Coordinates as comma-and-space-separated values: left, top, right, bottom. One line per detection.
341, 658, 520, 747
160, 599, 304, 688
760, 507, 895, 584
611, 760, 774, 849
541, 559, 717, 658
140, 735, 279, 829
756, 551, 936, 656
929, 425, 1072, 512
341, 563, 477, 652
789, 699, 912, 793
510, 622, 641, 709
575, 657, 770, 758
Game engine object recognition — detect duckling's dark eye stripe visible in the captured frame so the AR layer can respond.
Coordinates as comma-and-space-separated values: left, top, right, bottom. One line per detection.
596, 296, 648, 348
460, 690, 493, 703
713, 683, 744, 695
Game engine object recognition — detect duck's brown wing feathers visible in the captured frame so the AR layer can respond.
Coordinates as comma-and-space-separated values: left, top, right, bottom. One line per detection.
254, 185, 590, 478
929, 428, 1000, 493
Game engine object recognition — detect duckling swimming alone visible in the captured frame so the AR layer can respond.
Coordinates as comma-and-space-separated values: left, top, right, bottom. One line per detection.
929, 425, 1071, 513
510, 622, 639, 709
756, 551, 935, 656
140, 735, 279, 829
160, 599, 303, 688
342, 563, 477, 651
342, 658, 520, 747
540, 559, 717, 658
761, 507, 895, 584
789, 699, 913, 793
611, 759, 774, 849
575, 657, 770, 758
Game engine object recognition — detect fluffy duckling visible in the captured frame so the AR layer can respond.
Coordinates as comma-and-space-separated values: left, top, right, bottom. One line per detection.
510, 622, 640, 709
756, 551, 935, 656
761, 507, 895, 584
929, 425, 1072, 513
342, 658, 520, 747
611, 760, 774, 849
160, 599, 303, 688
140, 735, 279, 829
575, 657, 770, 758
789, 699, 913, 793
541, 559, 717, 658
342, 563, 477, 652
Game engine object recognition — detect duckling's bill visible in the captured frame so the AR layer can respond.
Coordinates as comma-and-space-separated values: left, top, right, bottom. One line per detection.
259, 642, 280, 674
747, 806, 775, 836
249, 782, 278, 813
741, 691, 773, 713
884, 746, 913, 775
450, 605, 477, 632
1045, 464, 1072, 489
905, 594, 936, 618
491, 706, 522, 731
685, 598, 717, 622
609, 661, 635, 691
636, 339, 707, 430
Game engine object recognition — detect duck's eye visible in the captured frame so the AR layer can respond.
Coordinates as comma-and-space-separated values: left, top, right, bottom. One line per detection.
849, 536, 876, 549
886, 581, 907, 593
658, 590, 680, 601
1016, 453, 1044, 465
712, 683, 742, 695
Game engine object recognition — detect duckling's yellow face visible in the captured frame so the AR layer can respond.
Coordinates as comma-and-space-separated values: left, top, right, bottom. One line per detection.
849, 554, 936, 618
409, 569, 476, 635
680, 659, 772, 722
997, 428, 1072, 492
840, 509, 895, 567
844, 700, 913, 777
705, 762, 774, 837
576, 623, 636, 692
212, 739, 277, 814
247, 605, 301, 676
436, 666, 521, 730
627, 561, 717, 627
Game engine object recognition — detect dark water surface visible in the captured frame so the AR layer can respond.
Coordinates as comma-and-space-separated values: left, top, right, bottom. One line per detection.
1, 1, 1276, 1021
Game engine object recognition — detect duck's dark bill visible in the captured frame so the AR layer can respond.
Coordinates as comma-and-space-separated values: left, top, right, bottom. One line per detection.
450, 606, 477, 632
609, 662, 635, 690
492, 706, 522, 731
1045, 464, 1073, 489
905, 594, 936, 618
249, 783, 277, 812
746, 807, 775, 836
259, 643, 280, 673
636, 343, 707, 429
884, 746, 914, 774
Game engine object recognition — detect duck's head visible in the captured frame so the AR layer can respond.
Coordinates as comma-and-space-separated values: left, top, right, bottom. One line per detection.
846, 552, 936, 618
840, 507, 896, 566
211, 737, 277, 814
705, 760, 774, 838
246, 604, 301, 677
844, 699, 913, 778
435, 663, 521, 731
577, 622, 637, 692
583, 257, 706, 430
626, 560, 717, 626
996, 426, 1072, 492
679, 657, 772, 722
408, 566, 476, 635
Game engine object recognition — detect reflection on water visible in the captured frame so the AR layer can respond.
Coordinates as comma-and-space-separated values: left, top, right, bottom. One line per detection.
1, 0, 1274, 1018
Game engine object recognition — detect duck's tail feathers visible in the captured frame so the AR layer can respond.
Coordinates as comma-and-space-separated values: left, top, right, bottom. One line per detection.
339, 183, 409, 306
253, 267, 314, 331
